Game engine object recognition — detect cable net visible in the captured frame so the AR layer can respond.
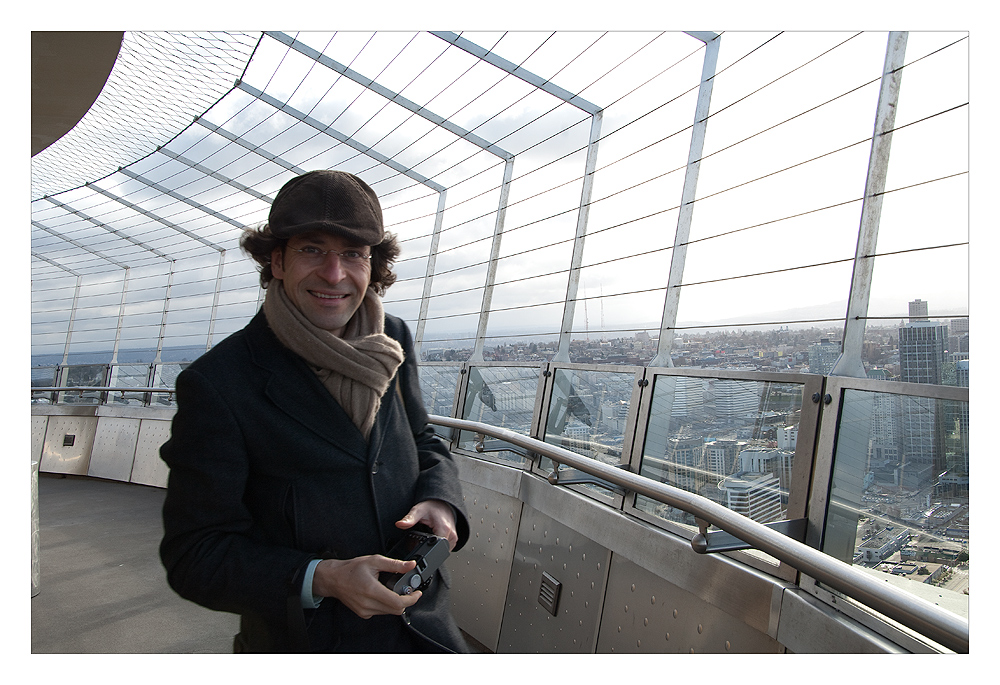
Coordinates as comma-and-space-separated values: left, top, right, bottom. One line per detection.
31, 31, 260, 200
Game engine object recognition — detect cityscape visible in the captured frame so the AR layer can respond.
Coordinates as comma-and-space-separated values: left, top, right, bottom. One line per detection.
422, 298, 970, 610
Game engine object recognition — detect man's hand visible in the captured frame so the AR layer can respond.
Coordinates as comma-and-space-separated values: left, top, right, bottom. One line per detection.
312, 556, 422, 619
396, 499, 458, 550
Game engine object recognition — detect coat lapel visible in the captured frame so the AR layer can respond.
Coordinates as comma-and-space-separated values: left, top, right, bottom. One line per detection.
245, 311, 368, 462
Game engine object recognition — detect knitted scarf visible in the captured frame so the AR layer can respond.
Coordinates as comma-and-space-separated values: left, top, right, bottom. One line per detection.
263, 281, 404, 439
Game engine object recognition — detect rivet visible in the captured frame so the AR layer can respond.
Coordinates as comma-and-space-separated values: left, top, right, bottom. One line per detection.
665, 633, 670, 641
651, 596, 656, 604
624, 605, 629, 613
644, 618, 649, 626
631, 584, 636, 592
637, 639, 641, 648
673, 609, 678, 618
726, 641, 731, 651
690, 648, 695, 654
697, 624, 703, 634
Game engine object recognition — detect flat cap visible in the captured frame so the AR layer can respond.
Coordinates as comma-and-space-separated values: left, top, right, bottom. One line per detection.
268, 170, 384, 245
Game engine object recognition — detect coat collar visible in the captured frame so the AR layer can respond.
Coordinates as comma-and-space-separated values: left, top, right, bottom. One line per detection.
243, 310, 389, 462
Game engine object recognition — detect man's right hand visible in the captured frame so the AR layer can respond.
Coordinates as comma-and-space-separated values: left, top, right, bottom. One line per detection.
311, 556, 423, 619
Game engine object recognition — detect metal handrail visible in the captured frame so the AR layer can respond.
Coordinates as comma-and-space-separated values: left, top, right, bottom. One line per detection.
31, 386, 175, 394
430, 414, 970, 654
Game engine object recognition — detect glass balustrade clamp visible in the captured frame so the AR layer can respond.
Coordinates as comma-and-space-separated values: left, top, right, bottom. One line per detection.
692, 516, 807, 554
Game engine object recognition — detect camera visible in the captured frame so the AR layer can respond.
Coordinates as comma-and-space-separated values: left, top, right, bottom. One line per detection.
380, 529, 450, 595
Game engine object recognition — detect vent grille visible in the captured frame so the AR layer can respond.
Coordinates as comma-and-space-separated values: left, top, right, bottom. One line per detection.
538, 572, 562, 616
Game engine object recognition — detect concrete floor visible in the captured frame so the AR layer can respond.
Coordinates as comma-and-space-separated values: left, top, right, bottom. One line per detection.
31, 474, 238, 653
30, 473, 489, 654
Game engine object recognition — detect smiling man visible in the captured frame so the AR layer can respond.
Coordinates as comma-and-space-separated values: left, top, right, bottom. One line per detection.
159, 170, 470, 653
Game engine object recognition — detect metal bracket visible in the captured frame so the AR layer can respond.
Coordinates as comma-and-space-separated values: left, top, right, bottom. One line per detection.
690, 517, 807, 554
473, 433, 536, 461
547, 462, 631, 495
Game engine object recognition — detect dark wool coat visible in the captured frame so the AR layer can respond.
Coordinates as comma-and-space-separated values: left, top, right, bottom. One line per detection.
159, 310, 470, 652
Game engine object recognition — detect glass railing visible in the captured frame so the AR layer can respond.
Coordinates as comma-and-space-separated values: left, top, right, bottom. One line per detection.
457, 364, 543, 466
32, 356, 971, 628
818, 377, 969, 619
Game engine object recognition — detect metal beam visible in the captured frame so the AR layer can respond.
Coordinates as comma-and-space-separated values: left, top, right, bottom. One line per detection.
41, 197, 171, 261
155, 147, 276, 205
267, 32, 513, 161
86, 182, 225, 253
237, 81, 447, 193
552, 112, 604, 363
117, 167, 247, 229
831, 32, 908, 378
431, 32, 601, 115
469, 158, 515, 361
649, 33, 721, 367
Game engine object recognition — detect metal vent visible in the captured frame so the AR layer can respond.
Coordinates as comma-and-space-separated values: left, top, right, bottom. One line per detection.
538, 572, 562, 616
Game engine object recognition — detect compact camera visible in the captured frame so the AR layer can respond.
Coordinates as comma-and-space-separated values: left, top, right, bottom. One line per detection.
380, 529, 450, 595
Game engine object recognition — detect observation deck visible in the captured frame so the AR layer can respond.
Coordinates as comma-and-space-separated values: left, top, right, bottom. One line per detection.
30, 30, 971, 655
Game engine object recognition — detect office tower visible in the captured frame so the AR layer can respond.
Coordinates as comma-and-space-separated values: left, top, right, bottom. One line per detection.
909, 299, 929, 321
808, 338, 841, 375
720, 473, 783, 524
898, 321, 948, 488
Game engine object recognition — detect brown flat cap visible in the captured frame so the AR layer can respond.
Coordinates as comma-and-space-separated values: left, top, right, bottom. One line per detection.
268, 170, 384, 245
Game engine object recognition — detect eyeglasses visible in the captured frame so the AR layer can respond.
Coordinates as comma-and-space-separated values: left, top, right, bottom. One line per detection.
287, 246, 372, 267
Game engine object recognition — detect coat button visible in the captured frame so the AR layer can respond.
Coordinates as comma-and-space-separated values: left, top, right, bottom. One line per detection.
371, 461, 380, 474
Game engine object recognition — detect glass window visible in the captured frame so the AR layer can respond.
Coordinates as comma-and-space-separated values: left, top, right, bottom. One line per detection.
539, 367, 638, 494
417, 363, 462, 438
31, 367, 57, 404
459, 365, 541, 465
824, 388, 968, 618
416, 364, 462, 417
60, 364, 109, 405
151, 363, 190, 406
635, 375, 804, 531
107, 364, 153, 406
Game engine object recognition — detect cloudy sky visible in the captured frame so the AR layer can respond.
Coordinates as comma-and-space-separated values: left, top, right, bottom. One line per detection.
22, 9, 988, 363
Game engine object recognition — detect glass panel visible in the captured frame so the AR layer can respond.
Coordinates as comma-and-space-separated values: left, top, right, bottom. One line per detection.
151, 363, 190, 406
540, 368, 637, 494
824, 389, 968, 618
107, 364, 152, 406
459, 366, 540, 466
417, 364, 462, 438
31, 367, 57, 404
635, 375, 804, 531
60, 364, 108, 405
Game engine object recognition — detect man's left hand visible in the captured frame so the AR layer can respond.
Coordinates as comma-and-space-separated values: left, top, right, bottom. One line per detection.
395, 499, 458, 550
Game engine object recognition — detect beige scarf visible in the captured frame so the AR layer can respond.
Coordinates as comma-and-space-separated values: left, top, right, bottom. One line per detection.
263, 281, 404, 439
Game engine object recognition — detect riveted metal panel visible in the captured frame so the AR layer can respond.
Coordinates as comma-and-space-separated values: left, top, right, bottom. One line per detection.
450, 480, 522, 652
89, 417, 140, 481
498, 504, 611, 653
39, 415, 97, 475
597, 555, 782, 653
130, 419, 172, 487
31, 416, 48, 462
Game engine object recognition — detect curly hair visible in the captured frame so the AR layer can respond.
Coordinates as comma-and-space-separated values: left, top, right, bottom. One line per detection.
239, 224, 400, 295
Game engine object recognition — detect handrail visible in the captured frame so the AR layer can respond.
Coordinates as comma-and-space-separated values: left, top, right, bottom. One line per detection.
429, 414, 970, 654
31, 386, 175, 394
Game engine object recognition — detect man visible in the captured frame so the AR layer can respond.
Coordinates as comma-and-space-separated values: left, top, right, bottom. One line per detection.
159, 170, 470, 653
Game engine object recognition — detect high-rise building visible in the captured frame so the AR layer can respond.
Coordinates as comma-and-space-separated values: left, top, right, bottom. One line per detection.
898, 321, 948, 486
949, 317, 969, 336
908, 298, 929, 321
808, 338, 841, 375
714, 380, 760, 417
720, 473, 783, 524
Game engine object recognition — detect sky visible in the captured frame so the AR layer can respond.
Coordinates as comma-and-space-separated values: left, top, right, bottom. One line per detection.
26, 26, 976, 359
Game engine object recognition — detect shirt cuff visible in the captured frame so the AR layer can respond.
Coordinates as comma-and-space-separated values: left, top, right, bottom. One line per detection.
301, 558, 323, 609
